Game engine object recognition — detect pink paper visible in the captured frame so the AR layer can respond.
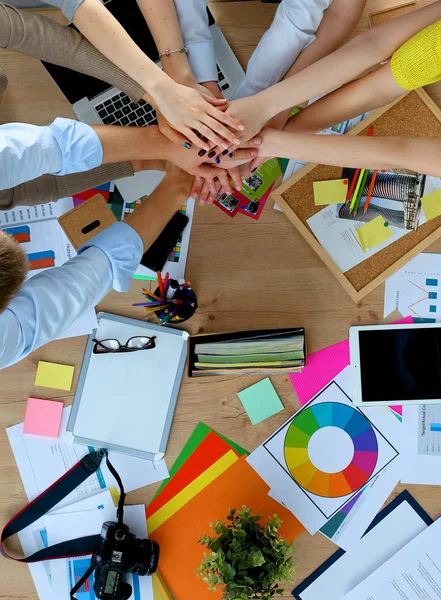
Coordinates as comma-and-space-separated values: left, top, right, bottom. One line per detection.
23, 397, 63, 438
290, 316, 414, 414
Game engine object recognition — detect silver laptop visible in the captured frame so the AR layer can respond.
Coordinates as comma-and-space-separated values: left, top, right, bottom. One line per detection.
42, 0, 245, 203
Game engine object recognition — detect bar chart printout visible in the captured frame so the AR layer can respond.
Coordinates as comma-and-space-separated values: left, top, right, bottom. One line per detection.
418, 405, 441, 455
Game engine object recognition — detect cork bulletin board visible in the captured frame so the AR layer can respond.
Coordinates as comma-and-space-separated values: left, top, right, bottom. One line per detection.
271, 89, 441, 302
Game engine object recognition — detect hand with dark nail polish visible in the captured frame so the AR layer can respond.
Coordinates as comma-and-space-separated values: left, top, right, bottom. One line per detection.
198, 149, 206, 157
222, 149, 229, 156
228, 153, 233, 158
215, 157, 221, 164
208, 150, 216, 159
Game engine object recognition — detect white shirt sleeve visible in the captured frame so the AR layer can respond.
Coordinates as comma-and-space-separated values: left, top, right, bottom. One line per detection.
232, 0, 333, 99
0, 118, 103, 191
174, 0, 218, 83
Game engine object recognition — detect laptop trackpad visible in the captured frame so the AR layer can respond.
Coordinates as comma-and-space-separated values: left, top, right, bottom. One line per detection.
115, 170, 165, 204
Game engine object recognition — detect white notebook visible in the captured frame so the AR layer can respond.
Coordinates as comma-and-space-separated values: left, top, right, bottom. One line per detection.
67, 312, 188, 460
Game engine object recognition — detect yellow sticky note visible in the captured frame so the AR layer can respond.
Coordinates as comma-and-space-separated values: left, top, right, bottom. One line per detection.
313, 178, 348, 206
355, 216, 393, 252
422, 189, 441, 221
35, 360, 75, 391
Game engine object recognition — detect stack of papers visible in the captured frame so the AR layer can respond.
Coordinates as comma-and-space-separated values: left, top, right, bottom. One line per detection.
147, 423, 305, 600
6, 407, 169, 599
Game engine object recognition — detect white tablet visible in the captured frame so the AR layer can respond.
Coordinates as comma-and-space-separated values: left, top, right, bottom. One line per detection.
349, 322, 441, 406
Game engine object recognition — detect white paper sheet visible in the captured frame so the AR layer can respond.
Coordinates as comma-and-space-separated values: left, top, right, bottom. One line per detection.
19, 490, 115, 600
296, 496, 429, 600
48, 504, 153, 600
307, 204, 410, 273
248, 366, 400, 535
7, 406, 169, 508
0, 198, 97, 338
384, 252, 441, 322
400, 404, 441, 484
341, 516, 441, 600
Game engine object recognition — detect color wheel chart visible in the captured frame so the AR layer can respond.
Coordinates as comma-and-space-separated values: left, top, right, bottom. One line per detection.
263, 381, 399, 521
284, 403, 378, 498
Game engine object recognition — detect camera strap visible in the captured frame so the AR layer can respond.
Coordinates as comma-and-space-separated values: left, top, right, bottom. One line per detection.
0, 450, 108, 563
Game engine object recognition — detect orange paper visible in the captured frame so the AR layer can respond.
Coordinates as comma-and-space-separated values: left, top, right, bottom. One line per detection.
150, 457, 305, 600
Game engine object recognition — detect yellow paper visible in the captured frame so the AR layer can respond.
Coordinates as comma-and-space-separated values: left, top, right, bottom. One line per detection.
355, 216, 393, 251
313, 178, 348, 206
147, 450, 238, 533
421, 189, 441, 221
152, 572, 173, 600
34, 360, 74, 391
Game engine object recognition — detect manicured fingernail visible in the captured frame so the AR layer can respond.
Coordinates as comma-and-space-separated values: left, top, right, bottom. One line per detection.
222, 149, 229, 155
198, 149, 206, 157
208, 150, 216, 158
238, 125, 245, 131
228, 153, 233, 158
251, 150, 258, 156
233, 138, 241, 145
183, 141, 191, 149
254, 138, 261, 145
215, 157, 221, 164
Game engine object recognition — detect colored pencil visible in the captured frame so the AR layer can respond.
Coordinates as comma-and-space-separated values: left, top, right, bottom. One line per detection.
157, 271, 164, 298
141, 288, 162, 302
353, 169, 370, 215
163, 272, 169, 293
349, 168, 366, 213
346, 168, 360, 204
363, 170, 378, 214
144, 305, 169, 313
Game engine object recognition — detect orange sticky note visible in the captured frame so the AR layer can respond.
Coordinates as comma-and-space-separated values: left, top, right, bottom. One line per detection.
150, 457, 304, 600
23, 397, 63, 437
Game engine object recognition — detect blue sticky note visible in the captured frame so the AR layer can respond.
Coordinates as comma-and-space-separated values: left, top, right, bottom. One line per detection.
237, 378, 284, 425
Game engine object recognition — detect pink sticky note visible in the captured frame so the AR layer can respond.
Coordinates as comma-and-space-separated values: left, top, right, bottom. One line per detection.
290, 316, 414, 414
23, 397, 64, 438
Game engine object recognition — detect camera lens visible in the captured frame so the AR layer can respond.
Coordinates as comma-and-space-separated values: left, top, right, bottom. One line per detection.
133, 539, 160, 576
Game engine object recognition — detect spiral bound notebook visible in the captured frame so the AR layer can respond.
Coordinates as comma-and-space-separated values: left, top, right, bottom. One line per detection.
67, 312, 188, 460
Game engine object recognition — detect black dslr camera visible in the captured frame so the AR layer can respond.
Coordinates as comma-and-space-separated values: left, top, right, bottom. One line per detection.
93, 521, 160, 600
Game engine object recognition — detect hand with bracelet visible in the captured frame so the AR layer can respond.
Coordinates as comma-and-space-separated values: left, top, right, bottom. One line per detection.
50, 0, 244, 151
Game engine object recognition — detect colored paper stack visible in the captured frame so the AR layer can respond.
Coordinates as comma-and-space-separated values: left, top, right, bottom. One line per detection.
147, 422, 305, 600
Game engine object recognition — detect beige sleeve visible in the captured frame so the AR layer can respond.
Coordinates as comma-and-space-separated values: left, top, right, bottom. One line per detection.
0, 3, 146, 102
0, 162, 134, 209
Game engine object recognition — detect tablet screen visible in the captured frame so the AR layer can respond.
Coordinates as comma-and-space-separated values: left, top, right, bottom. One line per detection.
359, 327, 441, 402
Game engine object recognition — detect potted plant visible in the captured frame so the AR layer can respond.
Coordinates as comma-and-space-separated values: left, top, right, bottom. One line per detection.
197, 505, 295, 599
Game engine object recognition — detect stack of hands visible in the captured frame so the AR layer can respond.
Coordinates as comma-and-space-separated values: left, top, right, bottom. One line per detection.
146, 74, 271, 205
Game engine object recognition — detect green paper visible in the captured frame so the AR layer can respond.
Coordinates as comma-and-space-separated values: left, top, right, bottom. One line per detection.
153, 422, 248, 500
237, 378, 284, 425
235, 157, 282, 202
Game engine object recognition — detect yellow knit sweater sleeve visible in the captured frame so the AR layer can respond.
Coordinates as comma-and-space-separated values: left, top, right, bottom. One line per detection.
391, 19, 441, 90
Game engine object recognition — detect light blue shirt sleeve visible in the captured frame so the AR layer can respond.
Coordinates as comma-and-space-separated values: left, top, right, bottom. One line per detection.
44, 0, 85, 22
0, 118, 103, 191
174, 0, 218, 83
0, 222, 143, 370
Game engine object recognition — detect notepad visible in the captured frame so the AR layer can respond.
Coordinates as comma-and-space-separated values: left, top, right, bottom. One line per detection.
313, 179, 348, 206
356, 216, 393, 251
23, 397, 64, 437
238, 377, 284, 425
421, 189, 441, 221
35, 361, 75, 391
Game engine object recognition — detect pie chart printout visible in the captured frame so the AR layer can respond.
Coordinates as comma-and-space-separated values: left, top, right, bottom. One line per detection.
284, 402, 379, 498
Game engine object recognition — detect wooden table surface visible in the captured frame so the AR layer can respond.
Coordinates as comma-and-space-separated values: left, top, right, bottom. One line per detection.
1, 2, 441, 598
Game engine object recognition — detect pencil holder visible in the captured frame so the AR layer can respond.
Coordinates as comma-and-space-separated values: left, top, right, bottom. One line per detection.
153, 284, 198, 325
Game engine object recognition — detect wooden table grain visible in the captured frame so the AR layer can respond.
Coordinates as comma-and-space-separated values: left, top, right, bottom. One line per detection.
1, 2, 441, 598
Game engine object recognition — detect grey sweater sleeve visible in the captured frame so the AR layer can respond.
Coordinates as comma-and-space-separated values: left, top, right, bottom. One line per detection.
0, 162, 134, 209
0, 3, 145, 102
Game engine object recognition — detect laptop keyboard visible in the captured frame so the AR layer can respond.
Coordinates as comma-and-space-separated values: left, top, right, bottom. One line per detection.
94, 65, 230, 127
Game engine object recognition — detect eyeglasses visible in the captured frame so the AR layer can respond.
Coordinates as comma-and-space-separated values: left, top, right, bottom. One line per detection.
92, 336, 156, 354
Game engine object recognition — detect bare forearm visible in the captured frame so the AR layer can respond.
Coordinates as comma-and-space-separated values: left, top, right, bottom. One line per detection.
259, 129, 441, 177
261, 0, 441, 118
136, 0, 192, 82
91, 125, 169, 164
124, 169, 191, 250
73, 0, 168, 98
285, 63, 405, 134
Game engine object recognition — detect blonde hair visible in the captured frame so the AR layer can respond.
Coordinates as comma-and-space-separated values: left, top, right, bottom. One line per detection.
0, 230, 28, 314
